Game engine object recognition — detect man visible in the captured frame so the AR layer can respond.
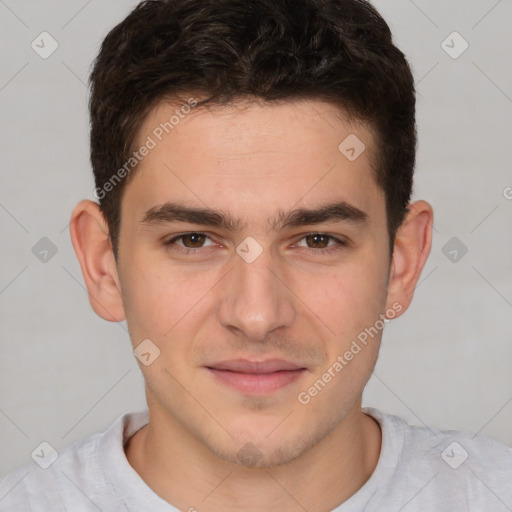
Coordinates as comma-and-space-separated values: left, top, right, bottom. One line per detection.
1, 0, 511, 510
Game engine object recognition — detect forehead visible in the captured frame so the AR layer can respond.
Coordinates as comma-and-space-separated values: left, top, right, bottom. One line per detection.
136, 97, 377, 160
123, 98, 383, 226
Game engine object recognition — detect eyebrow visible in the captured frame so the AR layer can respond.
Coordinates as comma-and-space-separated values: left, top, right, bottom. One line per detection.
140, 200, 368, 232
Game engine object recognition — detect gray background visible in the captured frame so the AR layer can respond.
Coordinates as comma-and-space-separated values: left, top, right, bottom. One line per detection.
0, 0, 511, 478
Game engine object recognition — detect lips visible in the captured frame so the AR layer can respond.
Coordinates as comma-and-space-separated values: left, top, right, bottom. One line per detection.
205, 359, 307, 394
207, 358, 304, 373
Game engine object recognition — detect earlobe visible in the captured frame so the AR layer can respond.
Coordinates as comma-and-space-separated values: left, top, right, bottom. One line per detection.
385, 200, 433, 316
69, 200, 126, 322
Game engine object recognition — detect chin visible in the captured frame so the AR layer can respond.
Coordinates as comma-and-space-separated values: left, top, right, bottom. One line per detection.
208, 436, 310, 468
202, 416, 335, 469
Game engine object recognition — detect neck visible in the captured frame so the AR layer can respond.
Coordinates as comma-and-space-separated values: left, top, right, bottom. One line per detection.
125, 398, 382, 511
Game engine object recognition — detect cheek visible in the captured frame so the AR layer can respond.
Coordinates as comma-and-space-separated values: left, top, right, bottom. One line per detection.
297, 254, 388, 341
295, 264, 385, 413
119, 252, 220, 343
118, 254, 175, 341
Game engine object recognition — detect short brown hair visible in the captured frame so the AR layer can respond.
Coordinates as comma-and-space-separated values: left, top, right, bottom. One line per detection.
89, 0, 416, 259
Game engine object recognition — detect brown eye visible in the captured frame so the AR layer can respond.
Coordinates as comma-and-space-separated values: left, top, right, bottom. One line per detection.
179, 233, 207, 248
305, 234, 331, 249
296, 233, 346, 252
164, 232, 215, 253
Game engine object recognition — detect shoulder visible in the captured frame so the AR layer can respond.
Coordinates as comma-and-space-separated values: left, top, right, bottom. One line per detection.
0, 410, 147, 512
0, 429, 104, 511
364, 407, 512, 509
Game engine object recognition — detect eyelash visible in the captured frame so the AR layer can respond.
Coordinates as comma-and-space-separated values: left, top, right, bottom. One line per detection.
163, 232, 347, 255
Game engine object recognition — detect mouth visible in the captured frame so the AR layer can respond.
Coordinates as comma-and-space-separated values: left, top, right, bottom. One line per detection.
205, 359, 307, 395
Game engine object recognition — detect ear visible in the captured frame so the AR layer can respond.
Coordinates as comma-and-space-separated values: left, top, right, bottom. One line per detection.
69, 199, 125, 322
385, 200, 433, 317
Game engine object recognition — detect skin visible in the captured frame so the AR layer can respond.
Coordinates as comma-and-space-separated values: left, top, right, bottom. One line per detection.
70, 99, 433, 511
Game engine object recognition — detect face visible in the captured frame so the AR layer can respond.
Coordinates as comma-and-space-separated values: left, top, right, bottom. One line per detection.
115, 99, 395, 467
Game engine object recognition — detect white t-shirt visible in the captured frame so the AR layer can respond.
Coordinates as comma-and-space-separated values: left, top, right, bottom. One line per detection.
1, 407, 511, 511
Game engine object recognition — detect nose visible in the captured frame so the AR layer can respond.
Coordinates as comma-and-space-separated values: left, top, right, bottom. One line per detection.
217, 243, 296, 343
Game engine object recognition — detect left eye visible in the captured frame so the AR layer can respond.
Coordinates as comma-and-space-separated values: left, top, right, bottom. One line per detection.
296, 233, 345, 250
164, 232, 346, 253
